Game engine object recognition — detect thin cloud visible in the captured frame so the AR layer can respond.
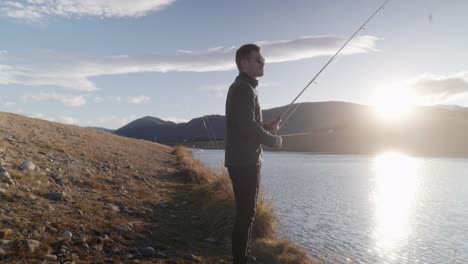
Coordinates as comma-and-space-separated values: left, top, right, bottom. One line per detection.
0, 0, 176, 21
94, 115, 138, 129
21, 92, 87, 107
26, 113, 80, 125
198, 84, 228, 98
0, 35, 378, 91
0, 96, 16, 108
411, 72, 468, 103
163, 117, 189, 123
0, 50, 7, 60
128, 95, 150, 104
259, 35, 378, 63
55, 116, 80, 125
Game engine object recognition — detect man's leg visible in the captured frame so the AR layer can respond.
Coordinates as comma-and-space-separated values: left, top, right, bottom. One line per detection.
228, 165, 261, 264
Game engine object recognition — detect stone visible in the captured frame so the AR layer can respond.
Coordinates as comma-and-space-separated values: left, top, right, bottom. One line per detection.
184, 254, 200, 262
71, 252, 79, 259
0, 229, 13, 239
0, 240, 12, 248
139, 247, 155, 257
45, 254, 58, 260
25, 239, 41, 253
119, 224, 132, 233
0, 169, 14, 186
45, 192, 66, 201
0, 188, 7, 195
154, 251, 168, 259
62, 231, 73, 240
106, 203, 120, 212
20, 161, 36, 171
80, 243, 90, 251
0, 247, 5, 257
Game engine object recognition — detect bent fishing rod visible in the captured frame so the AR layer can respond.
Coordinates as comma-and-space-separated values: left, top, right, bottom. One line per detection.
276, 0, 392, 135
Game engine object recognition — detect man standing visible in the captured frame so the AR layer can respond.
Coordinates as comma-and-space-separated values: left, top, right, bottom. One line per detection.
225, 44, 282, 264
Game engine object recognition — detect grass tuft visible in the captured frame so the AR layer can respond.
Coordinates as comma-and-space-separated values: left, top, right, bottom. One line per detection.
172, 146, 316, 263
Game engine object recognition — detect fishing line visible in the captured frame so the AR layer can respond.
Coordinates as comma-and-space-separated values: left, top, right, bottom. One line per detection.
277, 0, 392, 132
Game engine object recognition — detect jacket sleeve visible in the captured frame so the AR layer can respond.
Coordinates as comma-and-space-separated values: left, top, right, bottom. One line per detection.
231, 83, 277, 147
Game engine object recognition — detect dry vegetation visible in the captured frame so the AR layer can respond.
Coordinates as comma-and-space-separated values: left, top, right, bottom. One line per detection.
172, 146, 317, 264
0, 112, 316, 263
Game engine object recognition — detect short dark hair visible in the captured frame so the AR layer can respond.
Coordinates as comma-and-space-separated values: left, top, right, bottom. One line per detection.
235, 44, 260, 71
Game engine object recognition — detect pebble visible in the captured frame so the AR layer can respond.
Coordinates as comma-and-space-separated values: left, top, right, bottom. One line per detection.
94, 236, 104, 244
45, 192, 66, 201
106, 203, 120, 212
0, 229, 13, 239
139, 247, 155, 257
45, 254, 58, 260
184, 254, 200, 262
25, 239, 41, 253
154, 252, 168, 259
20, 160, 36, 171
62, 231, 73, 240
0, 247, 5, 257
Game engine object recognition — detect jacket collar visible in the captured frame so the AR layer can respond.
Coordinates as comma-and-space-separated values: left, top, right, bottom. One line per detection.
236, 72, 259, 89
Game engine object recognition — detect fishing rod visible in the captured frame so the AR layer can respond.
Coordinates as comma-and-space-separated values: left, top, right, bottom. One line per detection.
276, 0, 392, 131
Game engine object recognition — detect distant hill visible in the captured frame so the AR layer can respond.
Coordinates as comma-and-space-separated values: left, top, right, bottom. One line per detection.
115, 115, 224, 143
87, 126, 115, 133
115, 102, 468, 157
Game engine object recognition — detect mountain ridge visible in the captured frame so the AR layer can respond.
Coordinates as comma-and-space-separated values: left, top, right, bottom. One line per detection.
114, 101, 468, 157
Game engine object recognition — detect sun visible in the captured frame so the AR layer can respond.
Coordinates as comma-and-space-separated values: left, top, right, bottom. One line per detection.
372, 86, 416, 122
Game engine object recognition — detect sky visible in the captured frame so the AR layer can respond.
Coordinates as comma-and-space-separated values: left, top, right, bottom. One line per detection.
1, 0, 468, 129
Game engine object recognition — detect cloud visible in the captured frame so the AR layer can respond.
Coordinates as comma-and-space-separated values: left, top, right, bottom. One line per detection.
128, 95, 150, 104
93, 115, 138, 129
55, 116, 80, 125
0, 96, 16, 108
259, 35, 378, 63
0, 35, 378, 91
411, 72, 468, 103
163, 117, 189, 123
26, 113, 80, 125
198, 84, 228, 98
0, 0, 176, 21
0, 50, 7, 60
21, 92, 87, 107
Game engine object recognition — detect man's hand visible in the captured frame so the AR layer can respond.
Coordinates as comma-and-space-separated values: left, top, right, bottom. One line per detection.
273, 136, 282, 150
268, 118, 281, 134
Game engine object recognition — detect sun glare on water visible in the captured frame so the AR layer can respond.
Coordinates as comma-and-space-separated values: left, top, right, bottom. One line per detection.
372, 152, 420, 252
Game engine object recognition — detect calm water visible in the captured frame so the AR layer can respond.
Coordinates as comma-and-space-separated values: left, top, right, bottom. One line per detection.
192, 149, 468, 263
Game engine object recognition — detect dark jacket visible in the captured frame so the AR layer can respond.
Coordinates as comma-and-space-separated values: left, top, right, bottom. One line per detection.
224, 73, 277, 167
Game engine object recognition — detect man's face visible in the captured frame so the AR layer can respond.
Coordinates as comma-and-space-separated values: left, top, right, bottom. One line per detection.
242, 51, 265, 78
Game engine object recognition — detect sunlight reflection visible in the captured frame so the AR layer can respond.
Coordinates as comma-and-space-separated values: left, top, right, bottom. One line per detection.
372, 152, 420, 252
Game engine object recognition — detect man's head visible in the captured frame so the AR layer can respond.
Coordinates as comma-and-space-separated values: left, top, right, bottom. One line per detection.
235, 44, 265, 79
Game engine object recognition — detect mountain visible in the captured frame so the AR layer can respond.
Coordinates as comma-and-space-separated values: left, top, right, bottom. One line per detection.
115, 102, 468, 157
115, 115, 224, 143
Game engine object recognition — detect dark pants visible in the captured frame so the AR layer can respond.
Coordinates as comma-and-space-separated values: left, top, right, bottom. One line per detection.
228, 164, 261, 264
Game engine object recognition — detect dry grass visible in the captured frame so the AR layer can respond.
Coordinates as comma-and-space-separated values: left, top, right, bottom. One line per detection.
0, 112, 317, 263
172, 146, 316, 263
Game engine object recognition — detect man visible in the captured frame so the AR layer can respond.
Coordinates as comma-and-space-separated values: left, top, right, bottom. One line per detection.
225, 44, 282, 264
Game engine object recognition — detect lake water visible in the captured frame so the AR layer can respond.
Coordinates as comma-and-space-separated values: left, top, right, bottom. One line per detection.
192, 149, 468, 263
